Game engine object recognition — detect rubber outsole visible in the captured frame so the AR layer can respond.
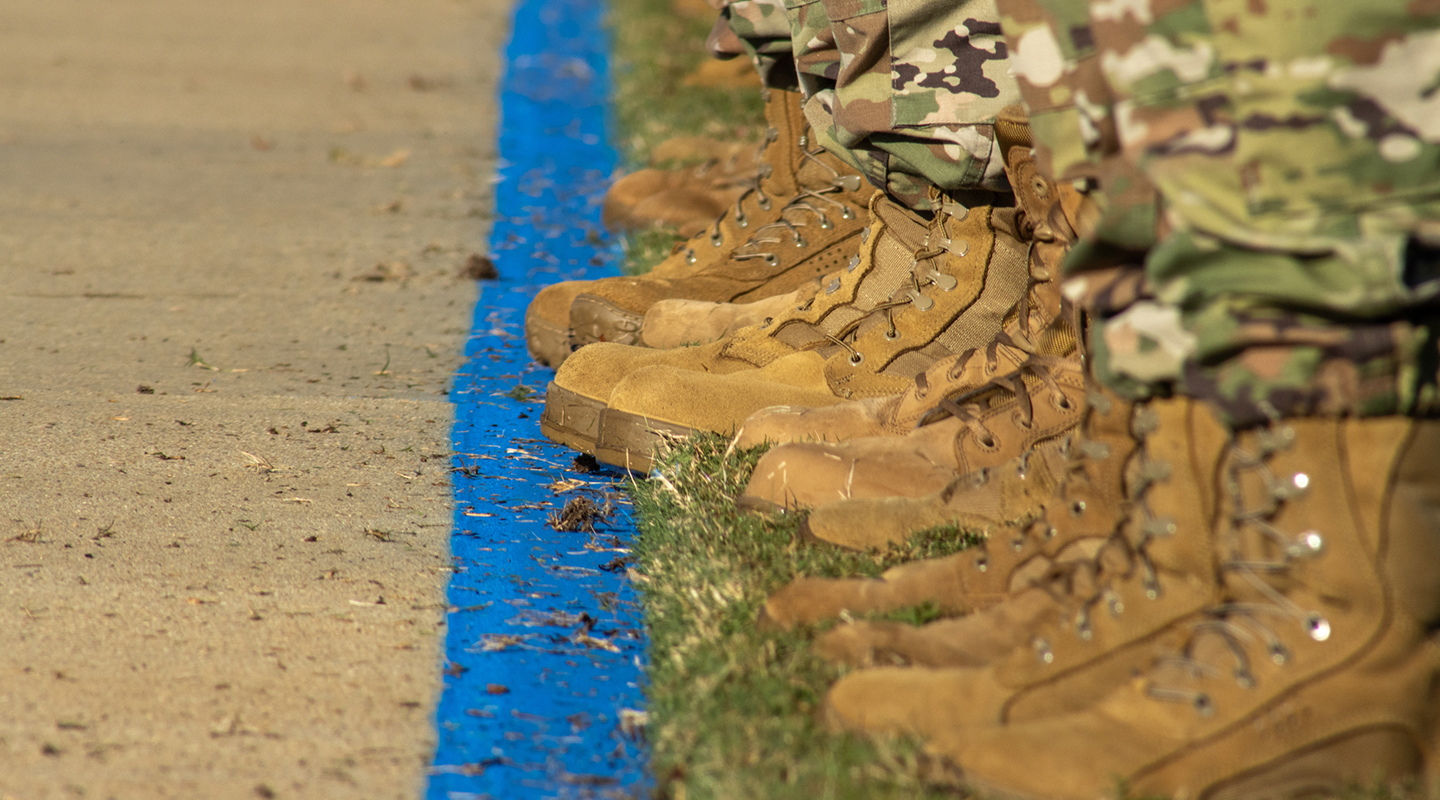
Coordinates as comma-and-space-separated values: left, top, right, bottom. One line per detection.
593, 407, 697, 473
568, 293, 645, 351
539, 381, 606, 454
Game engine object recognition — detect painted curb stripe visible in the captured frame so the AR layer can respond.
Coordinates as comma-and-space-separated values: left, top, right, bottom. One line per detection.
427, 0, 649, 795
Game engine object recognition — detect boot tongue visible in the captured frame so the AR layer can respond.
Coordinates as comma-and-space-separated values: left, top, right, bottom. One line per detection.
767, 196, 931, 353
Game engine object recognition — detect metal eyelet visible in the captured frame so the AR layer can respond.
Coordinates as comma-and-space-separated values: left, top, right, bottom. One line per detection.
758, 195, 771, 211
884, 329, 899, 340
818, 216, 833, 230
859, 226, 870, 243
1071, 500, 1086, 516
846, 255, 860, 273
927, 271, 958, 291
841, 208, 856, 220
848, 351, 865, 366
794, 236, 808, 248
907, 290, 934, 311
825, 278, 842, 295
685, 249, 697, 264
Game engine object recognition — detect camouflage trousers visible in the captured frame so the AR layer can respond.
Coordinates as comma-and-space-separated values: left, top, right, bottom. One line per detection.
717, 0, 1021, 208
716, 0, 1440, 423
999, 0, 1440, 425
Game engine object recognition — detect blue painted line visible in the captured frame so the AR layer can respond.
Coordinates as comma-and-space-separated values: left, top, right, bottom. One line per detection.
426, 0, 650, 796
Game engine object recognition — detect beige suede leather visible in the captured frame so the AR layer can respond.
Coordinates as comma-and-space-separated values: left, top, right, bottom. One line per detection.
738, 353, 1085, 510
589, 199, 1035, 469
927, 419, 1440, 800
757, 386, 1140, 629
541, 192, 944, 455
524, 88, 853, 367
565, 89, 872, 353
639, 287, 814, 350
728, 111, 1083, 451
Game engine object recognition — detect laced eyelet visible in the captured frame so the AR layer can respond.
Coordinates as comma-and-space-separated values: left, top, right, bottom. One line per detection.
758, 196, 772, 211
794, 236, 808, 248
818, 216, 833, 230
685, 249, 697, 264
1070, 500, 1086, 516
884, 329, 899, 340
848, 352, 865, 366
841, 208, 856, 220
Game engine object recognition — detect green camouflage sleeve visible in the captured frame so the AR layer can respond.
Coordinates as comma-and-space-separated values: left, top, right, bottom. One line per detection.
787, 0, 1024, 208
716, 0, 799, 88
1012, 0, 1440, 426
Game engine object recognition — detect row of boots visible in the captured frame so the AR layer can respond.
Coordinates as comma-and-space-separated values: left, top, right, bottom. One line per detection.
525, 89, 1440, 798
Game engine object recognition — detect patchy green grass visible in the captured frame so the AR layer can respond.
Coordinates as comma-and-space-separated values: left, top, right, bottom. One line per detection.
608, 0, 765, 167
630, 433, 976, 800
618, 226, 687, 276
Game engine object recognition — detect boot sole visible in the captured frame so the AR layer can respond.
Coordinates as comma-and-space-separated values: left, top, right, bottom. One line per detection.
539, 381, 606, 454
594, 408, 696, 473
569, 294, 645, 351
524, 313, 574, 369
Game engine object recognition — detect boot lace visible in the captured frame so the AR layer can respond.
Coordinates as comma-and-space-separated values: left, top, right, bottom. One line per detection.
1142, 421, 1328, 716
729, 137, 864, 266
1012, 400, 1187, 661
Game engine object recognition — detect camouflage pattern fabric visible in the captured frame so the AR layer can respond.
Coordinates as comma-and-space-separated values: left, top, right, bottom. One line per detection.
714, 0, 799, 89
788, 0, 1023, 208
718, 0, 1024, 208
999, 0, 1440, 426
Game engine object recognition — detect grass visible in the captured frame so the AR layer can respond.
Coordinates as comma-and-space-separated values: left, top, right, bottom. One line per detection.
630, 433, 977, 800
607, 0, 766, 275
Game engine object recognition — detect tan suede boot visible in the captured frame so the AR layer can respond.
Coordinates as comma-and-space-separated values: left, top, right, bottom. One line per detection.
730, 107, 1082, 450
757, 385, 1143, 629
591, 199, 1035, 470
600, 136, 762, 236
564, 95, 872, 355
540, 189, 1020, 458
921, 417, 1440, 800
523, 88, 863, 367
737, 348, 1084, 511
818, 404, 1440, 774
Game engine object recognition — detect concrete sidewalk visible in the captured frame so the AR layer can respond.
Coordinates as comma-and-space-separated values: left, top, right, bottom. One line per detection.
0, 1, 505, 797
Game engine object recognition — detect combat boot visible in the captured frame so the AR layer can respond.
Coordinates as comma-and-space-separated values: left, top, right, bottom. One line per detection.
737, 344, 1084, 511
730, 106, 1083, 449
592, 197, 1035, 470
541, 189, 1025, 461
920, 416, 1440, 800
757, 384, 1143, 628
522, 88, 865, 367
600, 135, 762, 236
